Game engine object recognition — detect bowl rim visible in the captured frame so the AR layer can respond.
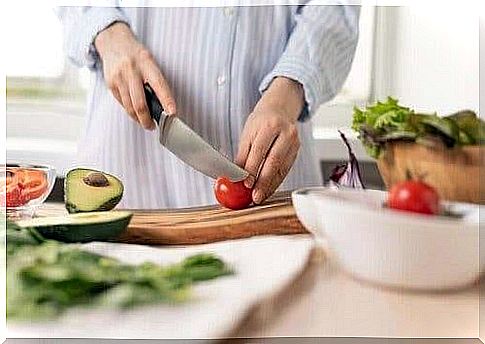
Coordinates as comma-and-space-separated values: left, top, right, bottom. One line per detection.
292, 186, 480, 229
5, 162, 56, 172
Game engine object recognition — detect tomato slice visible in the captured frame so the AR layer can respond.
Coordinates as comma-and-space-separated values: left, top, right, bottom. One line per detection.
17, 169, 46, 188
1, 169, 48, 206
1, 179, 27, 207
214, 176, 253, 210
22, 180, 48, 201
18, 169, 48, 202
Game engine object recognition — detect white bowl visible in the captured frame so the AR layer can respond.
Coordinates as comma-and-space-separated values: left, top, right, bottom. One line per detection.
291, 187, 325, 235
292, 187, 482, 290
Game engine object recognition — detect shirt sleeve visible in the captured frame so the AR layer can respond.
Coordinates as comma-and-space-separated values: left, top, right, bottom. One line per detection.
55, 5, 130, 69
259, 4, 361, 121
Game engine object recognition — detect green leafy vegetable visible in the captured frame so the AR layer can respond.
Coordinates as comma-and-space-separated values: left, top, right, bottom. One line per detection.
447, 110, 485, 144
352, 97, 483, 159
5, 219, 233, 320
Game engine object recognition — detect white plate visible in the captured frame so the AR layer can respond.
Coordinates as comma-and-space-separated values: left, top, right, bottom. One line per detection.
292, 187, 482, 290
8, 235, 313, 339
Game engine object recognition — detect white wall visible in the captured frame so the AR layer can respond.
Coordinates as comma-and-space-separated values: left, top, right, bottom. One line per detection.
313, 5, 480, 162
378, 6, 479, 115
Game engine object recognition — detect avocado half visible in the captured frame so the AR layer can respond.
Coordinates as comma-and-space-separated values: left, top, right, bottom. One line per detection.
65, 168, 124, 214
16, 211, 132, 243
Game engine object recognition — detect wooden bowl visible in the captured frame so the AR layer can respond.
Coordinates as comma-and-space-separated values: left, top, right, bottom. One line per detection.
377, 143, 484, 204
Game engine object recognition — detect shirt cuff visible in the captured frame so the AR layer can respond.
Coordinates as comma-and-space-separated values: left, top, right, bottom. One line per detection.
258, 56, 323, 122
66, 8, 130, 69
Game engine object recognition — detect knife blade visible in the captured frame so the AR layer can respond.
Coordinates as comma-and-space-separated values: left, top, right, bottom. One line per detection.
144, 84, 250, 182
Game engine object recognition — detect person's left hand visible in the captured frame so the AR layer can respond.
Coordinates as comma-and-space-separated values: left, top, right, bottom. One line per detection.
235, 77, 305, 205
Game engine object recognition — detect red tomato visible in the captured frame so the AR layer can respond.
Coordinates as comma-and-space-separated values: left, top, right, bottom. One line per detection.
1, 168, 48, 207
1, 182, 27, 208
387, 180, 440, 215
17, 169, 48, 202
214, 177, 253, 210
17, 169, 46, 189
22, 181, 48, 202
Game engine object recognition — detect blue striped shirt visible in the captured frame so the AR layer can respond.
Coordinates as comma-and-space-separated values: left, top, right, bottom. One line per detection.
56, 4, 360, 209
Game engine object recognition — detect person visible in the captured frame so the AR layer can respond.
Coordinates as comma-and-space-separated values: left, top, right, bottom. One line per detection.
56, 4, 360, 209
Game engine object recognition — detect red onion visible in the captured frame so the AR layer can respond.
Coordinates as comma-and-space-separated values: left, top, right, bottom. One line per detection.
328, 131, 365, 189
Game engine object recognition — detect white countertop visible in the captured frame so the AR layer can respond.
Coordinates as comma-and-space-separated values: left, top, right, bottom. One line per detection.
9, 205, 478, 341
234, 245, 479, 339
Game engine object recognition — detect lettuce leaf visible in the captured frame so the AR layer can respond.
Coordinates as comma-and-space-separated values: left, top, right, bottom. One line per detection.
352, 97, 482, 159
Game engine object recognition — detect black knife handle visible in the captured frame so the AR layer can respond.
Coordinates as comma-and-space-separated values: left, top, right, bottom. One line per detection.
144, 83, 164, 124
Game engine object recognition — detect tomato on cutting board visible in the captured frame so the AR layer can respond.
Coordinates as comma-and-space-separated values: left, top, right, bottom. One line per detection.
387, 180, 440, 215
214, 176, 253, 210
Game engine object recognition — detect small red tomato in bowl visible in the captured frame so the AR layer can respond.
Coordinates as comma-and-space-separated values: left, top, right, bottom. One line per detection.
214, 176, 253, 210
387, 180, 440, 215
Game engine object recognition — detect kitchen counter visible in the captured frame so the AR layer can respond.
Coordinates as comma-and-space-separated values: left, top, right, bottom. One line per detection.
32, 204, 479, 340
231, 246, 479, 339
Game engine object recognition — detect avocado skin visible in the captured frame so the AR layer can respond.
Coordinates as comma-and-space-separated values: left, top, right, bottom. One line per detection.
35, 213, 133, 243
64, 168, 124, 214
65, 195, 123, 214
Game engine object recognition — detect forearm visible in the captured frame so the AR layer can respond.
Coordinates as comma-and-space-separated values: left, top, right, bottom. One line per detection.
256, 77, 305, 123
94, 22, 137, 60
258, 5, 360, 120
55, 6, 130, 69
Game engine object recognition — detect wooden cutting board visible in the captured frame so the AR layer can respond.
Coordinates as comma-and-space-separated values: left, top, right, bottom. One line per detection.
117, 191, 307, 245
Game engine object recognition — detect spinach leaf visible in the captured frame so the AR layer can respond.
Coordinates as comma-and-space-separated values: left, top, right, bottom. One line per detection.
6, 219, 233, 320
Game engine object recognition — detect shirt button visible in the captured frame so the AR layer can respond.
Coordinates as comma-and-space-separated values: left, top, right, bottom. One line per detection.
223, 7, 234, 16
217, 76, 226, 86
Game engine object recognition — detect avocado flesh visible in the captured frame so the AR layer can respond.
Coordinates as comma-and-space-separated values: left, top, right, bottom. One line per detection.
65, 169, 124, 214
16, 211, 133, 243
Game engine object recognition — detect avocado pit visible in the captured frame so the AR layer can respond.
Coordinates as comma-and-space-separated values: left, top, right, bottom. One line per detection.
83, 172, 110, 187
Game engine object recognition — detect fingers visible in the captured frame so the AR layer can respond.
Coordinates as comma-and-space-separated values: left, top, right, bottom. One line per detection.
117, 82, 138, 124
103, 45, 175, 129
142, 59, 177, 115
253, 146, 298, 204
235, 134, 250, 168
252, 129, 300, 204
235, 130, 254, 187
110, 86, 122, 105
242, 129, 278, 189
127, 68, 155, 130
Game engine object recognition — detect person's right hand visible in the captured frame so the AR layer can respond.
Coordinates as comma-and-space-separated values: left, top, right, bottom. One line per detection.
94, 22, 176, 130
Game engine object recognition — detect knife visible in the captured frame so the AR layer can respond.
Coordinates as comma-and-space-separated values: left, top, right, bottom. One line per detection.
144, 84, 250, 182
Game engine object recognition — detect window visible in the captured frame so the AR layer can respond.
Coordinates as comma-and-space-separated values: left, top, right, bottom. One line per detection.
6, 2, 89, 176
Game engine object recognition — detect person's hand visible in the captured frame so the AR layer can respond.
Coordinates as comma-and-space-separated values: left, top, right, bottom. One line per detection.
236, 77, 305, 204
94, 22, 176, 130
